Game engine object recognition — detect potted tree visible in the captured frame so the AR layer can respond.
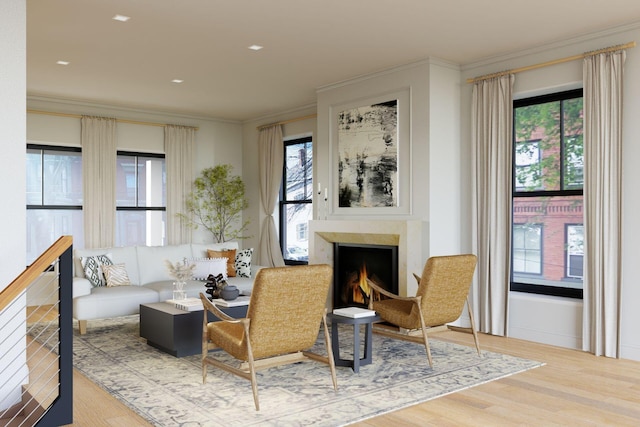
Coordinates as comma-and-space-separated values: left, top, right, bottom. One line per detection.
179, 164, 250, 243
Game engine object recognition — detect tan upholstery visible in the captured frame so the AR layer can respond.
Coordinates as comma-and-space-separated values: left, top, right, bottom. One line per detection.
367, 254, 480, 368
199, 264, 337, 410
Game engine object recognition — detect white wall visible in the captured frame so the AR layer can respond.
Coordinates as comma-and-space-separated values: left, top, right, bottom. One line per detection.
460, 23, 640, 360
26, 97, 244, 246
0, 0, 27, 411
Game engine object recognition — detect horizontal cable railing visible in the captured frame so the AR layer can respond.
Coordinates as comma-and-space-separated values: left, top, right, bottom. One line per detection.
0, 236, 73, 426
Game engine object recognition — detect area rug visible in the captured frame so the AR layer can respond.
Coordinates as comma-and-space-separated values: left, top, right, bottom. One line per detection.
33, 316, 542, 426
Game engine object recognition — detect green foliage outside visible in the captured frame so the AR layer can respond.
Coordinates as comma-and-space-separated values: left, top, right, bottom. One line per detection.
179, 164, 249, 243
514, 97, 583, 191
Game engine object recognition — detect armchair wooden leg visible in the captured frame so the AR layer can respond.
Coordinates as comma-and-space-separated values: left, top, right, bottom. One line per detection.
78, 320, 87, 335
416, 305, 433, 368
466, 297, 481, 356
322, 312, 338, 391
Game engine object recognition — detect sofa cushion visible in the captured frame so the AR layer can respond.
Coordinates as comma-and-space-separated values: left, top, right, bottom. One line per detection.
102, 263, 132, 287
191, 241, 240, 259
72, 285, 159, 320
80, 254, 113, 287
136, 244, 193, 285
74, 246, 140, 285
234, 248, 253, 278
190, 257, 228, 280
207, 249, 237, 277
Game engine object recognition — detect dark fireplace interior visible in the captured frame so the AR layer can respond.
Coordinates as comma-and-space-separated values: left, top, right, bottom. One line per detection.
333, 242, 398, 309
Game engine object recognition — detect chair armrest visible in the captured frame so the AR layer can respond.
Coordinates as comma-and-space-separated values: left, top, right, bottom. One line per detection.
413, 273, 421, 284
366, 277, 418, 302
199, 293, 243, 323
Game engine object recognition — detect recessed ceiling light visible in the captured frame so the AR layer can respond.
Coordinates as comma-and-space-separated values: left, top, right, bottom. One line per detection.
56, 60, 70, 65
248, 45, 263, 51
171, 79, 184, 84
112, 14, 131, 22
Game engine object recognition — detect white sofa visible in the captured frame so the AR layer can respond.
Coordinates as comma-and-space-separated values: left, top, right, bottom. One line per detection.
72, 242, 261, 334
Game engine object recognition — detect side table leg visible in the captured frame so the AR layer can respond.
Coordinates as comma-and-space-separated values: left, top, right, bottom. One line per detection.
352, 324, 361, 373
331, 321, 341, 361
363, 322, 373, 364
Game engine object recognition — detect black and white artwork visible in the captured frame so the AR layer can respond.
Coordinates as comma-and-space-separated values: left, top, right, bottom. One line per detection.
337, 100, 398, 208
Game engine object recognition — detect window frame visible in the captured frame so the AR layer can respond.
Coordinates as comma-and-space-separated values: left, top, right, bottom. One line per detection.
279, 136, 312, 266
115, 151, 166, 247
510, 89, 584, 299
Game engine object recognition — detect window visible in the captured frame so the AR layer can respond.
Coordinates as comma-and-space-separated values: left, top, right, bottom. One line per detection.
511, 89, 583, 298
513, 223, 542, 275
115, 152, 166, 247
280, 136, 312, 264
26, 145, 84, 264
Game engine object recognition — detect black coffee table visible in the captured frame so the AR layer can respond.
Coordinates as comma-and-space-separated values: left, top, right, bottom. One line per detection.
140, 301, 248, 357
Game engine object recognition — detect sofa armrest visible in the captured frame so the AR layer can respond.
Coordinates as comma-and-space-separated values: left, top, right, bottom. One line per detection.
72, 277, 92, 299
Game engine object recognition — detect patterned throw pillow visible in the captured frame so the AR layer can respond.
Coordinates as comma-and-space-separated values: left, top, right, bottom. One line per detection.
207, 249, 237, 277
234, 248, 253, 278
190, 258, 228, 280
80, 254, 113, 287
102, 263, 131, 287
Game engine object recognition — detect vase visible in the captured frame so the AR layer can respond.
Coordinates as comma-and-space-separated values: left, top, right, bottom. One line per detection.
220, 284, 239, 301
173, 281, 187, 300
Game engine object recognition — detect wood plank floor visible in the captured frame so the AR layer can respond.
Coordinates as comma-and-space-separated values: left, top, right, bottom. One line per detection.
61, 328, 640, 426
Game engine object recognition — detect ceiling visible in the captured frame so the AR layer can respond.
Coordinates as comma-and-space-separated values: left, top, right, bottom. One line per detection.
27, 0, 640, 122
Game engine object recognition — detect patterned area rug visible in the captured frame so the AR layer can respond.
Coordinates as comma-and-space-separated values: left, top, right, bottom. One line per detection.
36, 316, 542, 426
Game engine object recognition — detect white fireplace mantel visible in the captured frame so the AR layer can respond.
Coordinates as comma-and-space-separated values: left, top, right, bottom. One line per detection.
308, 220, 426, 302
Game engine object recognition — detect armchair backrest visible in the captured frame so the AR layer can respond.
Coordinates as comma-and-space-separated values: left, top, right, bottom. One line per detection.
414, 254, 477, 326
246, 264, 332, 359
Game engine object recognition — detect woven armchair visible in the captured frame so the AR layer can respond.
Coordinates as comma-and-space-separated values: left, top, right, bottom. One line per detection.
367, 254, 480, 368
199, 264, 337, 410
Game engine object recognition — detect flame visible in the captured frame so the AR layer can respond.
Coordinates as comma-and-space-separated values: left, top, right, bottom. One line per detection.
352, 262, 370, 303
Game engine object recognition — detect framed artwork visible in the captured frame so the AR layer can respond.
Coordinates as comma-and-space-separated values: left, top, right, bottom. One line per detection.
330, 89, 411, 215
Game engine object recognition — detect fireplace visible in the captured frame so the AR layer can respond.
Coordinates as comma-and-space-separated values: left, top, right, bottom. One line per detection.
333, 242, 398, 309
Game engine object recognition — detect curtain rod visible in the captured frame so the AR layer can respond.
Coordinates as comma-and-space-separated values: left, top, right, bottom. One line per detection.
257, 113, 317, 131
466, 41, 636, 84
26, 109, 199, 131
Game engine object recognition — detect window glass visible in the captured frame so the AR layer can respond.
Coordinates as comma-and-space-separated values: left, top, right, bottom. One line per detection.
512, 89, 583, 298
280, 137, 312, 264
26, 145, 83, 264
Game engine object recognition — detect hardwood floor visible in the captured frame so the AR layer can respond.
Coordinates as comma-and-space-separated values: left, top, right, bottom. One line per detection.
61, 329, 640, 426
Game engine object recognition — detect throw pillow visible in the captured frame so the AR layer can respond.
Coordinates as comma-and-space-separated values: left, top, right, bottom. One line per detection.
207, 248, 237, 277
102, 263, 131, 287
234, 248, 253, 278
80, 254, 113, 287
191, 258, 228, 280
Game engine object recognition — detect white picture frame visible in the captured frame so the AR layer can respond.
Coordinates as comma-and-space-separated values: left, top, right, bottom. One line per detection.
329, 88, 411, 216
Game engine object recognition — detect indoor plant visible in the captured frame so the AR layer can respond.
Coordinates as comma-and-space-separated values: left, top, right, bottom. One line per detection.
179, 164, 250, 243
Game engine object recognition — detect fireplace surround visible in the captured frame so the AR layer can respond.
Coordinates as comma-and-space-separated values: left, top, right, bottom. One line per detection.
308, 220, 425, 307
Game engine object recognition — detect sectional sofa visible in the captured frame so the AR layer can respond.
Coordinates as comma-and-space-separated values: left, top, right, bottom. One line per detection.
72, 241, 261, 334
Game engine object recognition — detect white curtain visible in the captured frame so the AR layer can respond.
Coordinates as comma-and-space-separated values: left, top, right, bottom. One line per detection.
582, 50, 625, 357
165, 125, 195, 245
258, 125, 285, 267
81, 116, 117, 248
471, 74, 514, 336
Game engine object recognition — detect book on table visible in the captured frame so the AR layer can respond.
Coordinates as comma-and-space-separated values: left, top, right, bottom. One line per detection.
211, 295, 251, 307
333, 306, 377, 318
167, 297, 203, 312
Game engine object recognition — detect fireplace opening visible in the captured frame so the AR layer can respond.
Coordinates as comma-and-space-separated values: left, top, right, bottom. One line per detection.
333, 242, 398, 309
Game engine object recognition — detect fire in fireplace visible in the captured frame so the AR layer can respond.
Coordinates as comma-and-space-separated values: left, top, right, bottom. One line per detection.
333, 242, 398, 308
